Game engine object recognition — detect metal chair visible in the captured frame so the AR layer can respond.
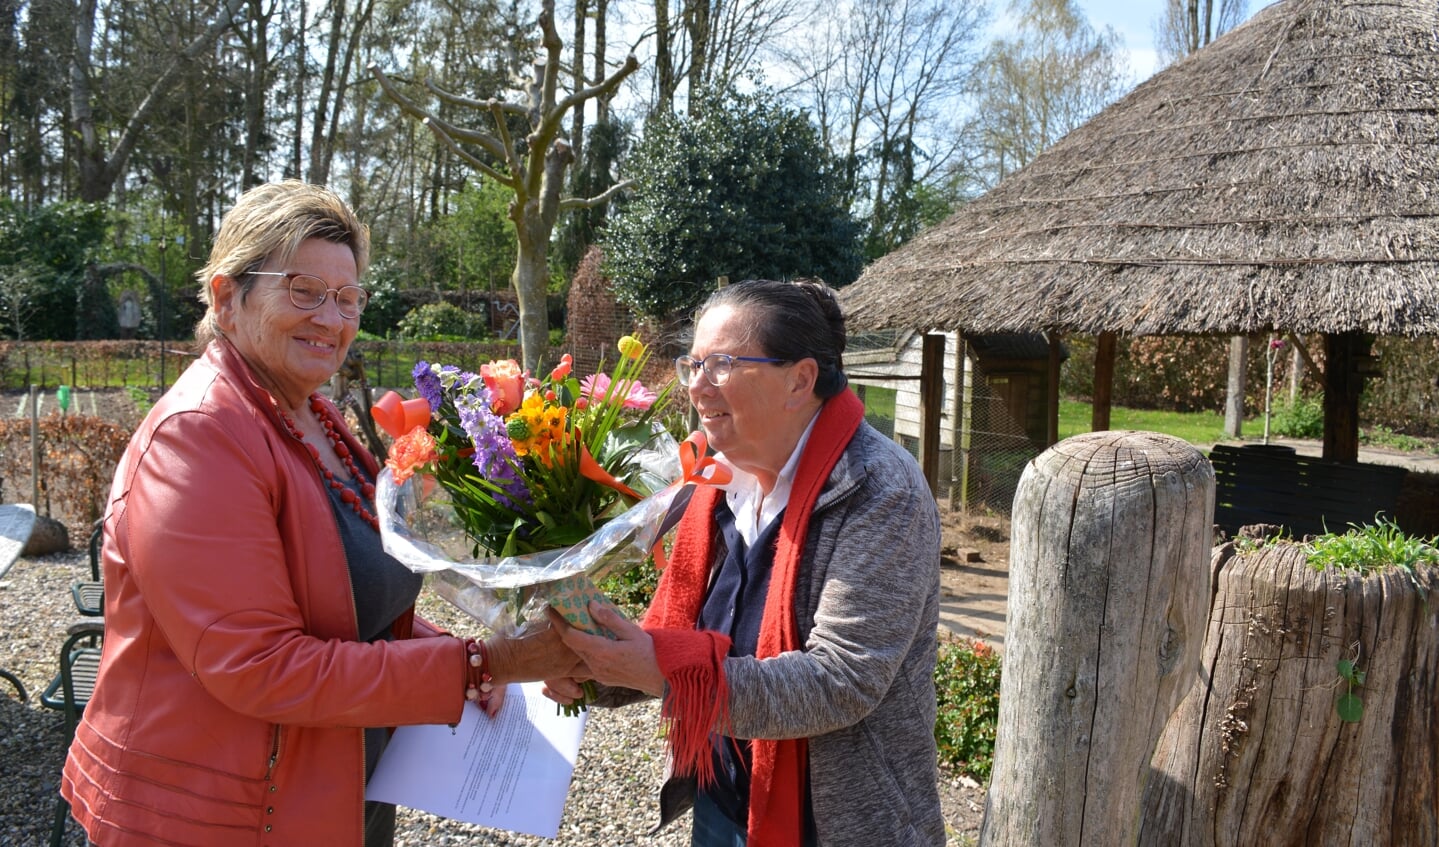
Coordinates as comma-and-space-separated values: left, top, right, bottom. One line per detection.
40, 619, 103, 847
70, 523, 103, 617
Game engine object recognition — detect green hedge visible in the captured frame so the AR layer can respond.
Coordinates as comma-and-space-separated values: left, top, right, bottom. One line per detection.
0, 339, 523, 391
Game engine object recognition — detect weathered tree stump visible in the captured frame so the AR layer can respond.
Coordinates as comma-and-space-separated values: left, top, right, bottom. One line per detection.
21, 513, 69, 556
982, 431, 1214, 846
1142, 541, 1439, 846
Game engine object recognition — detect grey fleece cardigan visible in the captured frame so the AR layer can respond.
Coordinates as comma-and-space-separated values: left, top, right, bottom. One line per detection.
631, 420, 945, 846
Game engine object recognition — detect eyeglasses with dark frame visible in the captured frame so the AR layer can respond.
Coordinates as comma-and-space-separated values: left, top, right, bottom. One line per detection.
674, 353, 789, 387
250, 271, 369, 319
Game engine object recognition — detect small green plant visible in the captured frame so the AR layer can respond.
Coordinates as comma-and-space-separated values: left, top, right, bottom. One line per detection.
1335, 647, 1365, 723
1360, 425, 1427, 453
933, 637, 1002, 782
126, 384, 154, 414
596, 559, 660, 619
1233, 526, 1292, 554
1268, 394, 1324, 439
1304, 517, 1439, 577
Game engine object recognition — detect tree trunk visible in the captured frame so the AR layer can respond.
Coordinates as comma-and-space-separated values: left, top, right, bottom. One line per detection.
654, 0, 675, 112
982, 431, 1214, 846
512, 235, 551, 374
1143, 543, 1439, 845
1224, 335, 1247, 438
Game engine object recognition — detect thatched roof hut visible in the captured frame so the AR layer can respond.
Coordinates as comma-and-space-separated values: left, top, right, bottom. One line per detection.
840, 0, 1439, 460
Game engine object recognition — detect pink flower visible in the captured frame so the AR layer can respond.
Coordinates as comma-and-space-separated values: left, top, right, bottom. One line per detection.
549, 353, 573, 381
481, 359, 525, 416
580, 373, 656, 411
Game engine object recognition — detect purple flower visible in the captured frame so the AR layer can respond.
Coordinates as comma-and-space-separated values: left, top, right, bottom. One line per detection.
454, 384, 530, 509
413, 361, 443, 412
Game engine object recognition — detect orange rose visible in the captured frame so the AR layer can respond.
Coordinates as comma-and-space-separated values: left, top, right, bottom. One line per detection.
385, 428, 438, 484
481, 359, 525, 416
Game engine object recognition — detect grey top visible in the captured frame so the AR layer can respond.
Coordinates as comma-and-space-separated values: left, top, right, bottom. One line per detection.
618, 422, 945, 846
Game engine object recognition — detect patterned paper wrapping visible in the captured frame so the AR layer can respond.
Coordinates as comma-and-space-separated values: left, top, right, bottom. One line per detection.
538, 573, 621, 639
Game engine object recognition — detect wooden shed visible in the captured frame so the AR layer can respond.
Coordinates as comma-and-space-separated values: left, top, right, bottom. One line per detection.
849, 330, 1061, 510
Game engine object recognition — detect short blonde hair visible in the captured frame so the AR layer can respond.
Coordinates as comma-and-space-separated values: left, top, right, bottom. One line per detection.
195, 181, 370, 344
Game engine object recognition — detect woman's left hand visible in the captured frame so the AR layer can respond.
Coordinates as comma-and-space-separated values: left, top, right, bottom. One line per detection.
480, 684, 506, 718
545, 603, 666, 697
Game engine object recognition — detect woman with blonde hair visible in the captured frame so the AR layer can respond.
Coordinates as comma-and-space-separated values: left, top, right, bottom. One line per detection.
63, 181, 581, 846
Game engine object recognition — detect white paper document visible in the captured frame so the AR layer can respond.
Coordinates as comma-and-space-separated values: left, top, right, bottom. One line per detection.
366, 681, 587, 838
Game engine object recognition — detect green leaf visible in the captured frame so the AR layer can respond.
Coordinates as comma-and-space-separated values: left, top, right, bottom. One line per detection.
1336, 693, 1364, 723
1336, 659, 1356, 681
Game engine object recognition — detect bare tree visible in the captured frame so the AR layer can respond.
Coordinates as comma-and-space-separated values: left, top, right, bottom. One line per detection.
1154, 0, 1247, 66
970, 0, 1128, 190
371, 0, 637, 372
70, 0, 250, 202
648, 0, 810, 116
308, 0, 380, 184
791, 0, 987, 256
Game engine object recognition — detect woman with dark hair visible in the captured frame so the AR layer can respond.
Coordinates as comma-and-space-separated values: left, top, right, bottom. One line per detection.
547, 278, 945, 846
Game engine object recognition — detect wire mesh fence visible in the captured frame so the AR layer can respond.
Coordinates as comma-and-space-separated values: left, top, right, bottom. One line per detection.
850, 331, 1043, 518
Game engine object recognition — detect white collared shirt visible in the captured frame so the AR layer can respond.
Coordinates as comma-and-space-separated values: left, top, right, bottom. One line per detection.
715, 410, 821, 547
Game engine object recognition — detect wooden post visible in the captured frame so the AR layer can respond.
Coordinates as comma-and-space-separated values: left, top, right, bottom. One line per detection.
950, 334, 969, 511
29, 384, 39, 510
1321, 331, 1370, 462
919, 333, 945, 496
983, 431, 1213, 846
1224, 336, 1247, 438
1046, 332, 1062, 447
1091, 331, 1117, 432
1143, 542, 1439, 845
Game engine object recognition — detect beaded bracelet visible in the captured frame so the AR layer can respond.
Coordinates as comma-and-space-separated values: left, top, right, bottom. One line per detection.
463, 638, 494, 707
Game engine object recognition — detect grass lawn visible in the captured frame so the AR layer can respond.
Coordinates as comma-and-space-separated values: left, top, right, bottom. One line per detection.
1058, 399, 1228, 446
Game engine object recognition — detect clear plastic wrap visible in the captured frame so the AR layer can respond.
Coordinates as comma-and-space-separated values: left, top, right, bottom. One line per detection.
376, 433, 686, 636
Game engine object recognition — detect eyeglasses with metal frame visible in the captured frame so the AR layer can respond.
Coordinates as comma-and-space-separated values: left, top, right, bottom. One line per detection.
674, 353, 789, 387
250, 271, 369, 319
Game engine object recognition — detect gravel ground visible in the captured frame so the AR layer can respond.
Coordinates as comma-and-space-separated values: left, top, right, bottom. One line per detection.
0, 549, 983, 846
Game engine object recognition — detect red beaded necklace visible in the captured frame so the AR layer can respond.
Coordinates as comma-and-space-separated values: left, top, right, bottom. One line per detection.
276, 394, 380, 531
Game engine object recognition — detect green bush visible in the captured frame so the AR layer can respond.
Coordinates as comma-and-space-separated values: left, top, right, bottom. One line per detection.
397, 302, 485, 341
597, 561, 661, 620
934, 636, 1002, 782
1269, 394, 1324, 439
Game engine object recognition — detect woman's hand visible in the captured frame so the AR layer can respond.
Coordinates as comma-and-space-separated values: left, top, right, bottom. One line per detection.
545, 603, 666, 697
485, 620, 589, 685
479, 684, 506, 718
540, 677, 588, 707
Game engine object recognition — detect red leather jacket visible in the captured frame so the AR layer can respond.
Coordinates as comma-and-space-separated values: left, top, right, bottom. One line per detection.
63, 340, 465, 846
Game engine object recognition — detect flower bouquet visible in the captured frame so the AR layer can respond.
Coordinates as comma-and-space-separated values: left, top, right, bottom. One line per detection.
370, 337, 725, 656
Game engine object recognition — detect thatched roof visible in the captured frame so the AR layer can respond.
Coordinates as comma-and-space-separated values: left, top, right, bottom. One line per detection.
842, 0, 1439, 338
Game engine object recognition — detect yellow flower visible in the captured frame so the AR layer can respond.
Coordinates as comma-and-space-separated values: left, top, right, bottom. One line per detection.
617, 334, 644, 360
508, 393, 569, 463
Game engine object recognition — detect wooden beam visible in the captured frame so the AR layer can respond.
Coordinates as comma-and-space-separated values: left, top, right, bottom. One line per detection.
1092, 331, 1117, 432
1322, 332, 1371, 462
1047, 332, 1062, 446
919, 333, 945, 495
949, 334, 969, 512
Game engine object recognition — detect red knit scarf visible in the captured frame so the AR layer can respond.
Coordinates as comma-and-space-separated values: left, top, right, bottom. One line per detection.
644, 389, 865, 846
